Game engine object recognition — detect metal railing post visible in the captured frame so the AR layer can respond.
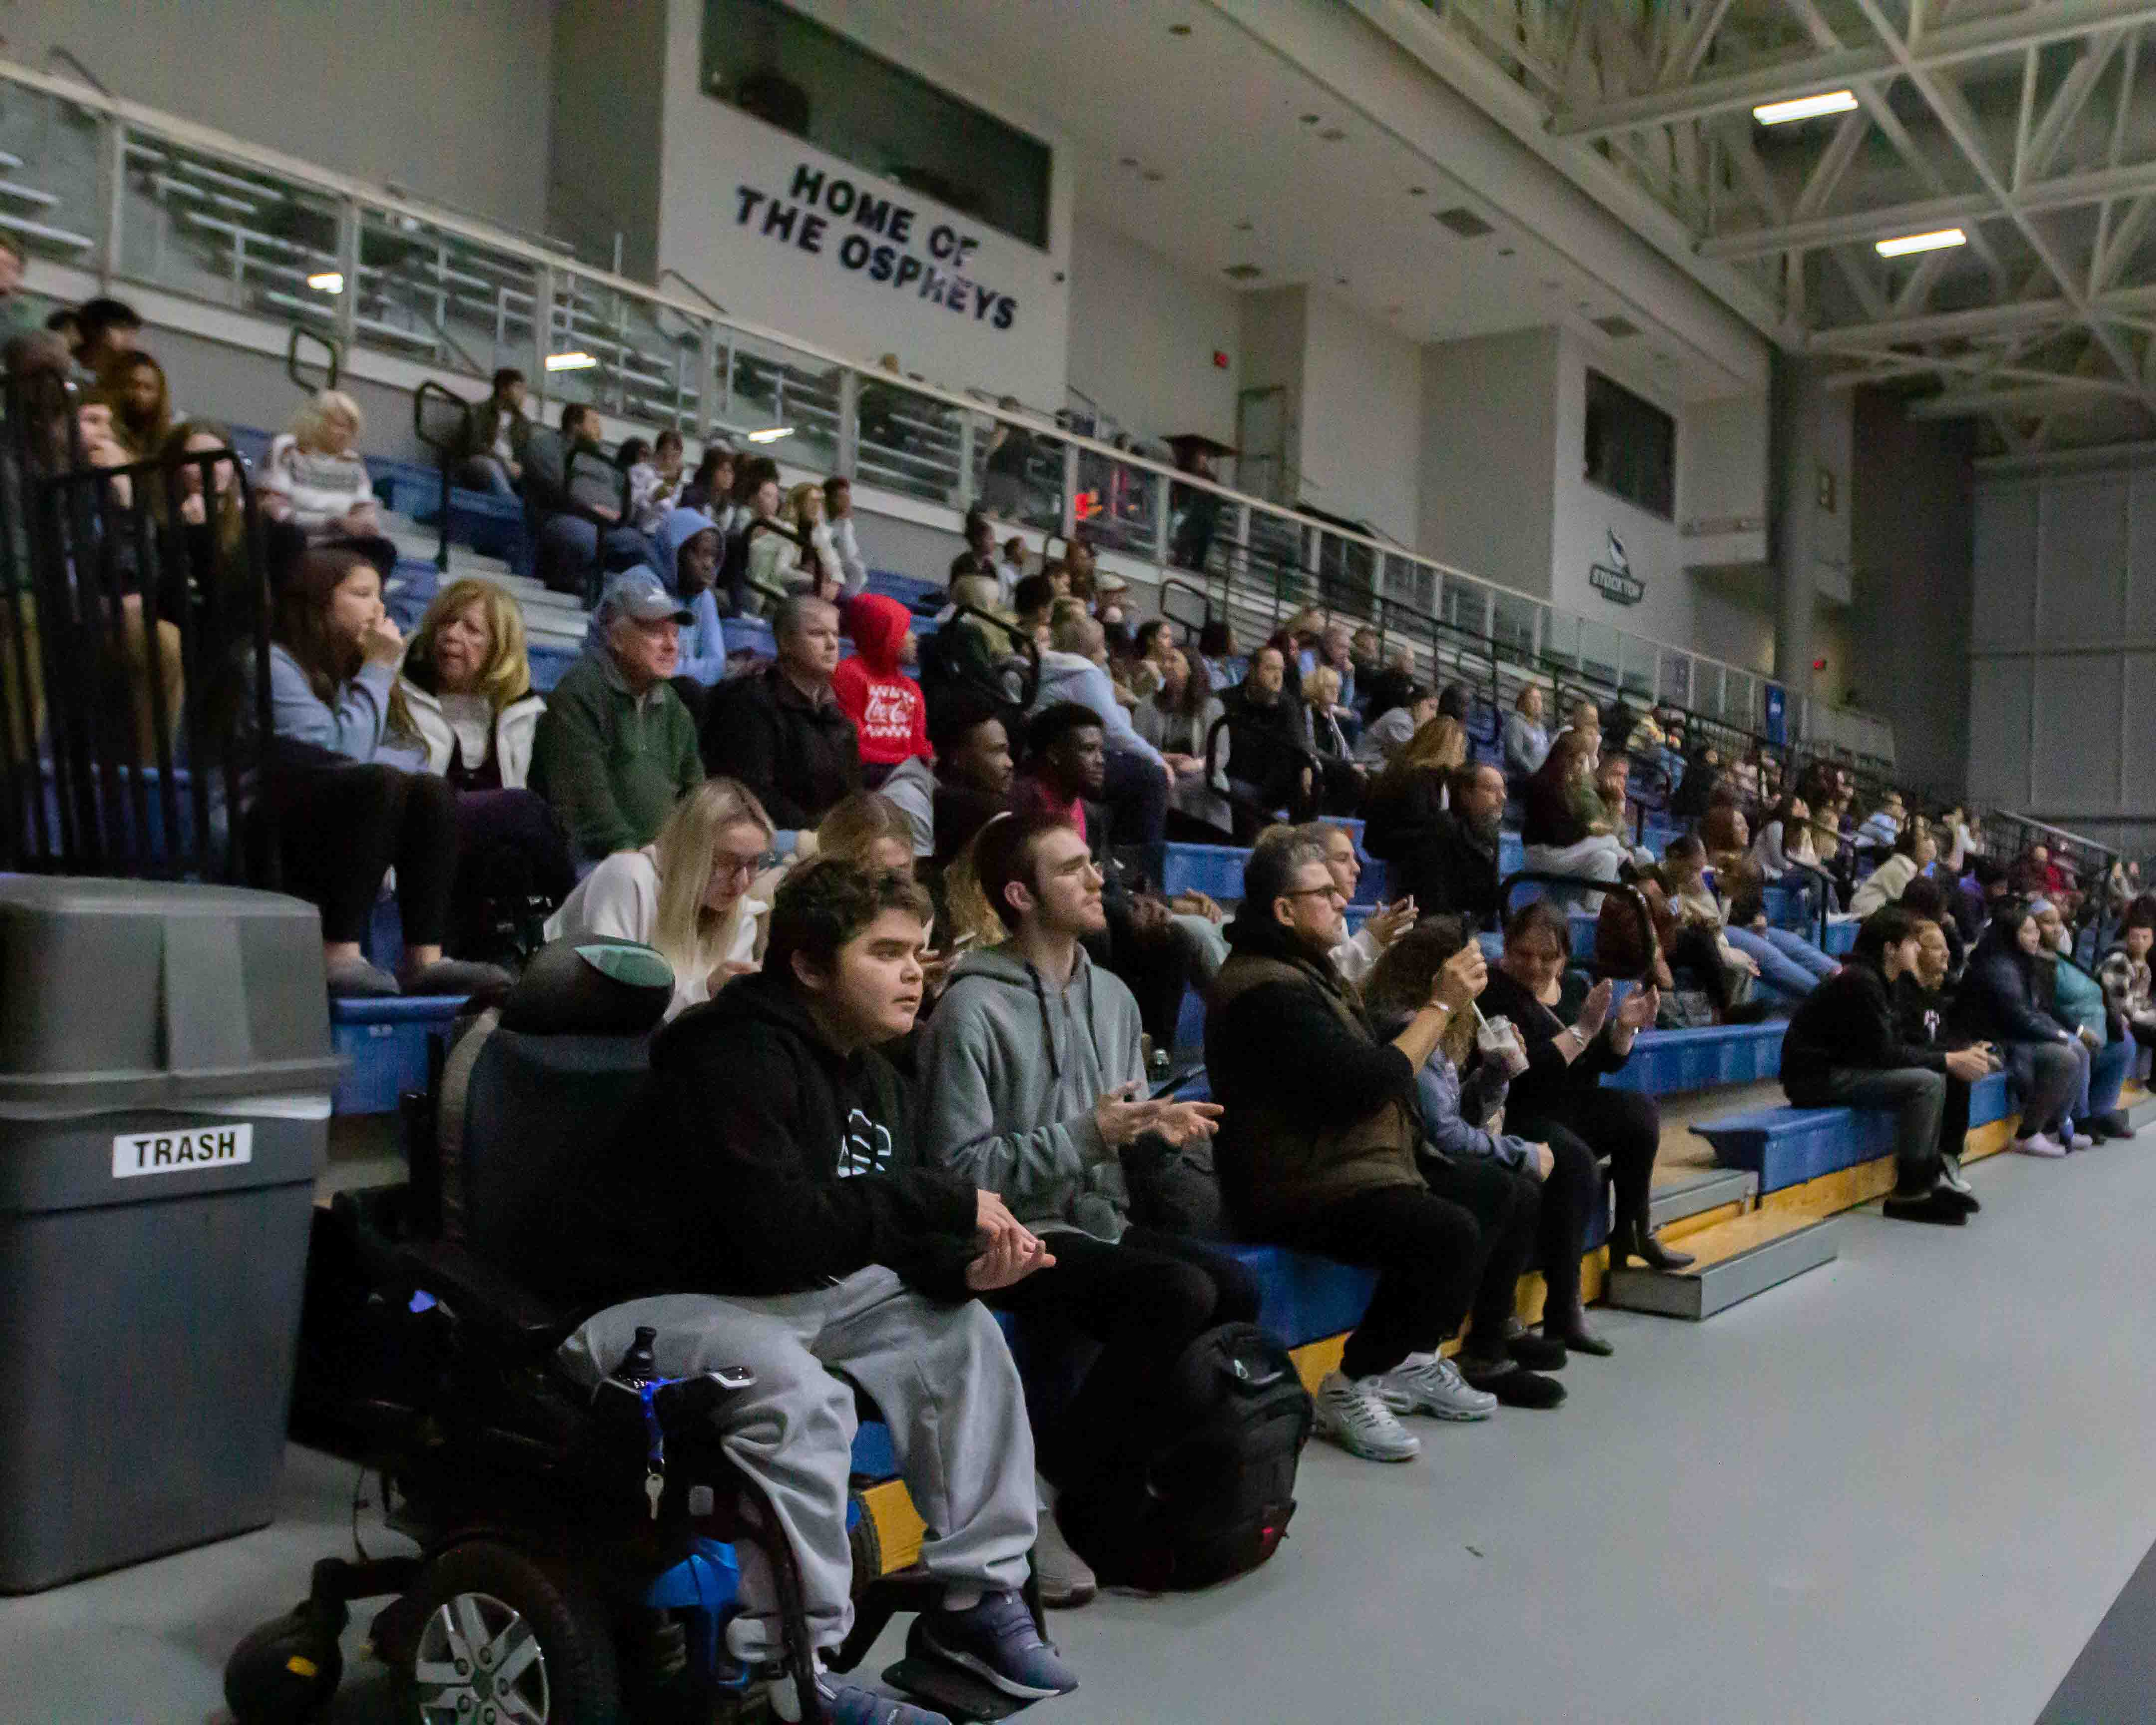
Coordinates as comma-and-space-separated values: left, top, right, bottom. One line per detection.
97, 113, 125, 290
335, 196, 360, 355
1061, 439, 1078, 540
956, 409, 977, 511
836, 367, 860, 481
531, 260, 555, 405
1153, 469, 1171, 569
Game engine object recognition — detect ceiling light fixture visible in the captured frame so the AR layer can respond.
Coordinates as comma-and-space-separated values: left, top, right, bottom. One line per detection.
1875, 227, 1966, 257
1753, 89, 1859, 125
746, 425, 793, 444
305, 271, 344, 294
544, 350, 597, 372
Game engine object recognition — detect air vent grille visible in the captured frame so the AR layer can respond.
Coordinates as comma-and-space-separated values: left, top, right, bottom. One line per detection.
1434, 206, 1494, 238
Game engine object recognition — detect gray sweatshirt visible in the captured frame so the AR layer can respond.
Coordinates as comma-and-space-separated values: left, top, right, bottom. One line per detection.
917, 941, 1148, 1240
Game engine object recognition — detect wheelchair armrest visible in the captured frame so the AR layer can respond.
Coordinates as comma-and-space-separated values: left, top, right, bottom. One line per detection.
397, 1240, 578, 1350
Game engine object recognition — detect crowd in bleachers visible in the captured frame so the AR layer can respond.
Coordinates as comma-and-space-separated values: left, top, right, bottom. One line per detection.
20, 283, 2156, 1724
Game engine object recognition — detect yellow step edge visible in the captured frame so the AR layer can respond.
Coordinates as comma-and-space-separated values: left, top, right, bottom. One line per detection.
1756, 1112, 2023, 1218
1660, 1199, 1747, 1243
1644, 1204, 1835, 1272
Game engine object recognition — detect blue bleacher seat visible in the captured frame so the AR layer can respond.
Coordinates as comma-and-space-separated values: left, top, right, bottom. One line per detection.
329, 993, 468, 1115
725, 615, 776, 660
1823, 919, 1858, 956
1607, 1021, 1786, 1094
1158, 842, 1247, 901
1695, 1069, 2013, 1192
528, 642, 576, 692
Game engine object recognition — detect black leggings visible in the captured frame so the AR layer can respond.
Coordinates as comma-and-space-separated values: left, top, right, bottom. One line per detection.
1511, 1083, 1661, 1252
1272, 1182, 1482, 1381
987, 1225, 1260, 1488
1417, 1153, 1539, 1359
259, 762, 455, 947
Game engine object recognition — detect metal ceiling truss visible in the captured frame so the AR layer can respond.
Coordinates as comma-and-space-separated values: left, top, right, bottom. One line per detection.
1438, 0, 2156, 455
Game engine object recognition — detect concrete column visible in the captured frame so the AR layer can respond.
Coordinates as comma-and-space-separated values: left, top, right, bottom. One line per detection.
1771, 351, 1821, 712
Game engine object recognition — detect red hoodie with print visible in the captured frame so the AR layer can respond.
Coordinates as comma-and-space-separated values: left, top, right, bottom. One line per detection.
832, 593, 932, 767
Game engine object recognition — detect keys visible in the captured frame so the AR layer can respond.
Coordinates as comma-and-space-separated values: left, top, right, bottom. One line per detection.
646, 1468, 665, 1521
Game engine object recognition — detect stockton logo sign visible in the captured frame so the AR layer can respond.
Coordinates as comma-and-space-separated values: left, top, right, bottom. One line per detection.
735, 164, 1020, 332
1589, 529, 1643, 605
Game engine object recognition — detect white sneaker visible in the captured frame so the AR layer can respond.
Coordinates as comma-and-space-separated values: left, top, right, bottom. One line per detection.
1312, 1371, 1421, 1462
2014, 1132, 2068, 1158
2063, 1128, 2097, 1150
1376, 1352, 1499, 1422
1938, 1152, 1973, 1194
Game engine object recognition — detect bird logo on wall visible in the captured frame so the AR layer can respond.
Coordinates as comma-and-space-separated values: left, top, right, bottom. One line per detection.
1590, 529, 1643, 605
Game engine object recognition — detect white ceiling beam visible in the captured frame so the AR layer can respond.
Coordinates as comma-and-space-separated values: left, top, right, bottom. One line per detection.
1807, 283, 2156, 348
1549, 0, 2156, 139
1661, 0, 1738, 86
1702, 158, 2156, 259
1909, 379, 2145, 419
1890, 246, 1955, 316
1789, 107, 1873, 221
2021, 29, 2126, 186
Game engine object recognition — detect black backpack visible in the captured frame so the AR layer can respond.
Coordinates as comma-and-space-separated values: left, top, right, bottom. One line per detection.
1056, 1322, 1312, 1591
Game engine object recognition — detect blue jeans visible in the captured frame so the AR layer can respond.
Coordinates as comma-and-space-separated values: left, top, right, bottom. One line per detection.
455, 455, 518, 498
1724, 925, 1838, 1000
2081, 1036, 2132, 1122
539, 514, 655, 605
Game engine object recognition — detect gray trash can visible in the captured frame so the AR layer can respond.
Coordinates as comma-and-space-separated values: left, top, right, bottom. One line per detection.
0, 876, 343, 1593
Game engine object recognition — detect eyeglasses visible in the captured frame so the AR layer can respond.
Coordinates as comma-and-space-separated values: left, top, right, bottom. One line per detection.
1282, 884, 1347, 905
715, 851, 777, 880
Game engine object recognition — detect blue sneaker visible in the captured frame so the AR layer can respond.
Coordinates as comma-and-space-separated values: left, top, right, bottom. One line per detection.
817, 1676, 953, 1725
916, 1589, 1079, 1701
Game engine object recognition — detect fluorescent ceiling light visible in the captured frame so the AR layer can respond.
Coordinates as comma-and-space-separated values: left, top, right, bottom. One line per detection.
305, 271, 344, 293
1874, 227, 1966, 257
544, 350, 598, 372
745, 425, 793, 444
1753, 90, 1859, 125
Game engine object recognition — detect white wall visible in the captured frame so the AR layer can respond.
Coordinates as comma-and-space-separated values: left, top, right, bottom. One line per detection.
1065, 217, 1239, 449
1298, 290, 1421, 547
1236, 286, 1307, 507
550, 0, 667, 278
4, 0, 555, 232
649, 0, 1072, 410
1679, 394, 1767, 531
1417, 327, 1556, 597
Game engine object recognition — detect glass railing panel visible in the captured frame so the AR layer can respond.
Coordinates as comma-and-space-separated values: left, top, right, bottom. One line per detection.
1725, 669, 1757, 730
1165, 480, 1229, 576
1578, 621, 1619, 690
1492, 590, 1538, 658
1618, 633, 1656, 699
1244, 509, 1304, 607
969, 414, 1065, 537
1315, 532, 1378, 613
0, 82, 101, 265
546, 273, 701, 429
1659, 653, 1693, 711
1385, 553, 1437, 620
723, 329, 844, 476
354, 206, 541, 385
1075, 449, 1159, 559
119, 130, 346, 332
1541, 606, 1580, 670
855, 376, 966, 507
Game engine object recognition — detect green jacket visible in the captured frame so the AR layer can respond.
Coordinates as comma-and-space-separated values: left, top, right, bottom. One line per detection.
531, 651, 702, 861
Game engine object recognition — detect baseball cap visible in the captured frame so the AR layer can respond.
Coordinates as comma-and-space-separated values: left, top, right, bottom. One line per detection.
598, 566, 693, 625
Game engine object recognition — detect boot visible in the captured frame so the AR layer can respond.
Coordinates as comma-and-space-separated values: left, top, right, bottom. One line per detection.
1610, 1212, 1694, 1272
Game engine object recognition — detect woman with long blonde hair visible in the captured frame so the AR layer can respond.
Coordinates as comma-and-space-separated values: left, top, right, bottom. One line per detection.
1362, 712, 1470, 914
546, 777, 778, 1019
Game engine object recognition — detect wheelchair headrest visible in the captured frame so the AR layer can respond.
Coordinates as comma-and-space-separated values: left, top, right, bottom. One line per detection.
497, 939, 674, 1037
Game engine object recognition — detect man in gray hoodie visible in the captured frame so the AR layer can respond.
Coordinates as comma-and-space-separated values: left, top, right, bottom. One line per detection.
918, 813, 1258, 1604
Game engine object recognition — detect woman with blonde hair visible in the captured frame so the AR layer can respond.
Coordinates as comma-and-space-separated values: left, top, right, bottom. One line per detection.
1362, 712, 1469, 915
1521, 726, 1627, 909
813, 791, 917, 877
786, 479, 843, 595
546, 777, 778, 1019
264, 388, 380, 540
398, 575, 576, 954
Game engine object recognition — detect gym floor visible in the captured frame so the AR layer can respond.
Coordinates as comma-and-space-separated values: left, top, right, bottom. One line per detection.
8, 1136, 2156, 1724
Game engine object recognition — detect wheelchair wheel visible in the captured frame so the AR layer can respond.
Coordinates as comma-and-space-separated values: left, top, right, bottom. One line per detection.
405, 1540, 620, 1725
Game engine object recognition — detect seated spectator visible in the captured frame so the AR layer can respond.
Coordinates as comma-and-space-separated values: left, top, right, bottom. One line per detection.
1348, 625, 1383, 702
1355, 684, 1436, 768
1132, 645, 1230, 841
1855, 792, 1905, 857
1012, 571, 1056, 645
1502, 684, 1550, 788
832, 593, 930, 791
624, 428, 687, 536
2100, 904, 2156, 1086
1219, 644, 1313, 841
1519, 727, 1625, 909
1958, 901, 2089, 1156
785, 479, 845, 596
1360, 716, 1469, 908
1208, 835, 1564, 1461
1670, 745, 1723, 819
824, 475, 868, 594
1033, 606, 1169, 845
555, 859, 1077, 1717
1750, 793, 1828, 921
532, 402, 650, 600
922, 572, 1027, 712
254, 546, 508, 999
1721, 879, 1839, 1000
263, 389, 380, 541
1850, 820, 1936, 920
1311, 821, 1415, 986
531, 569, 703, 864
1303, 665, 1357, 765
1124, 619, 1176, 703
97, 349, 171, 457
1893, 910, 1982, 1198
72, 295, 142, 375
922, 813, 1250, 1606
1662, 835, 1768, 1010
999, 535, 1028, 595
159, 419, 255, 670
916, 693, 1015, 883
2011, 842, 2069, 903
680, 444, 736, 524
452, 367, 529, 497
1700, 801, 1749, 876
950, 511, 1001, 593
1782, 906, 1989, 1223
2036, 897, 2131, 1141
701, 592, 860, 831
815, 790, 918, 878
397, 576, 575, 951
643, 507, 730, 692
545, 777, 777, 1020
1480, 901, 1687, 1273
1898, 875, 1966, 981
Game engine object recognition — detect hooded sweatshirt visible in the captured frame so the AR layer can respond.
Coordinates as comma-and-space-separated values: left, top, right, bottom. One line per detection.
918, 942, 1149, 1240
552, 968, 979, 1307
831, 593, 931, 768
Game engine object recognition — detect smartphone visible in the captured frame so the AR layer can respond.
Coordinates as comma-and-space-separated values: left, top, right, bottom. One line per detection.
949, 930, 981, 952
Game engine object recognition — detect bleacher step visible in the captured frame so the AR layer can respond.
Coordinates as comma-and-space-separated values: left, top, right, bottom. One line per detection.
1645, 1165, 1756, 1234
1605, 1209, 1840, 1321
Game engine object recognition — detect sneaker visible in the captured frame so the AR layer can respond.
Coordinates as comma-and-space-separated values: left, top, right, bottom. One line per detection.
810, 1678, 954, 1725
1032, 1484, 1095, 1610
1314, 1370, 1423, 1458
916, 1589, 1079, 1701
2014, 1132, 2068, 1158
1882, 1189, 1969, 1225
1937, 1153, 1972, 1194
2062, 1127, 2097, 1151
1461, 1359, 1568, 1409
1503, 1326, 1570, 1373
1376, 1353, 1498, 1422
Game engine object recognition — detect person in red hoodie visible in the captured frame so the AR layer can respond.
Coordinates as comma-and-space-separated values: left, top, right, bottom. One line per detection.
834, 592, 933, 790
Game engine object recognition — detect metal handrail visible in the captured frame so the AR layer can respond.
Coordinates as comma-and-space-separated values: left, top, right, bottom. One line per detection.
412, 380, 474, 575
285, 324, 338, 394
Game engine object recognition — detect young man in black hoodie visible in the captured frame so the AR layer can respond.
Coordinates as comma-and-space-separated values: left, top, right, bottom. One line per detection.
558, 860, 1077, 1724
1780, 905, 1994, 1226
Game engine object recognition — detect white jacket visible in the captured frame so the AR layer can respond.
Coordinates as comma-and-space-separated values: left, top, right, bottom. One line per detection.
398, 679, 545, 789
544, 846, 779, 1020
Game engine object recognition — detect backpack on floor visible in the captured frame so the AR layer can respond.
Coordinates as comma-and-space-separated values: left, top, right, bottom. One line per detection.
1056, 1322, 1312, 1591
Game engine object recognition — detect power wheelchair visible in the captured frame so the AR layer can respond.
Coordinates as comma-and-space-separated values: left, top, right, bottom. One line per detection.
225, 940, 1043, 1725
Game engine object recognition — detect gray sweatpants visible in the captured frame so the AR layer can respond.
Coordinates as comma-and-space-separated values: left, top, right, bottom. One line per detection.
1799, 1066, 1945, 1192
559, 1266, 1036, 1656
